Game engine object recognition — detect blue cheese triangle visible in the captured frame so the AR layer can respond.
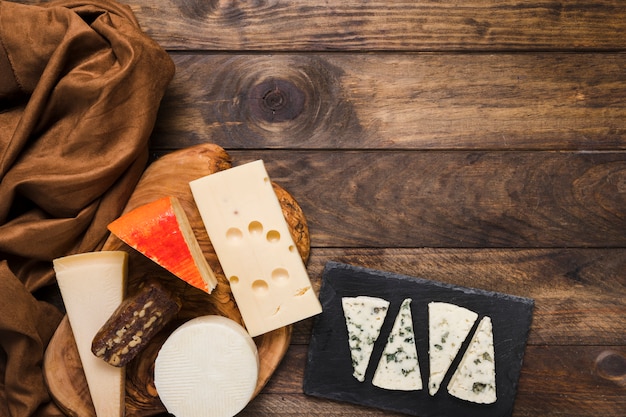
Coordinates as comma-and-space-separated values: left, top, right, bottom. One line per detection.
428, 302, 478, 396
342, 296, 390, 382
372, 298, 422, 391
447, 316, 497, 404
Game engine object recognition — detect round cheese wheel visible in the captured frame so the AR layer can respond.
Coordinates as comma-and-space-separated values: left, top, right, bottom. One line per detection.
154, 315, 259, 417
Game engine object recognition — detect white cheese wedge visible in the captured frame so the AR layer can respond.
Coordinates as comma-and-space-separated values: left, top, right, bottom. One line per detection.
372, 298, 422, 391
189, 160, 322, 337
447, 316, 497, 404
428, 301, 478, 396
53, 251, 127, 417
154, 315, 259, 417
341, 296, 390, 382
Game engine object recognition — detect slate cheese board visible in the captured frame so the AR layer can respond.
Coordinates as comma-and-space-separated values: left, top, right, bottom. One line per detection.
303, 261, 534, 417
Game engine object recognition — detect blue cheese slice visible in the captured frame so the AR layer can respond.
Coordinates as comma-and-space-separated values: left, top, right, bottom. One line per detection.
342, 296, 390, 382
447, 316, 497, 404
428, 302, 478, 396
372, 298, 422, 391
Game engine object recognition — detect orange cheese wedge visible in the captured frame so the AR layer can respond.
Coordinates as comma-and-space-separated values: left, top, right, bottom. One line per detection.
108, 196, 218, 293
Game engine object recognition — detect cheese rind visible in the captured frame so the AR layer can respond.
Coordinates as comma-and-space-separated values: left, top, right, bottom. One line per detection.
53, 251, 127, 417
428, 302, 478, 396
372, 298, 422, 391
447, 316, 497, 404
189, 160, 322, 337
154, 315, 259, 417
341, 296, 390, 382
108, 196, 217, 294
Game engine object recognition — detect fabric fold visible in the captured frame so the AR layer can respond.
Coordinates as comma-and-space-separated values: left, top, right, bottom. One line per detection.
0, 0, 175, 415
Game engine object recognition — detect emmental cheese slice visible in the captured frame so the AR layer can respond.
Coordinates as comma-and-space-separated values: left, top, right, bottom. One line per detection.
428, 302, 478, 396
341, 296, 390, 382
189, 160, 322, 337
154, 315, 259, 417
53, 251, 127, 417
447, 316, 497, 404
372, 298, 422, 391
108, 196, 218, 294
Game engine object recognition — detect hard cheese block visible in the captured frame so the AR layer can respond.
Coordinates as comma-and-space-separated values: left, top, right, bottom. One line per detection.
53, 251, 127, 417
154, 315, 259, 417
189, 160, 322, 337
108, 196, 218, 294
304, 261, 534, 417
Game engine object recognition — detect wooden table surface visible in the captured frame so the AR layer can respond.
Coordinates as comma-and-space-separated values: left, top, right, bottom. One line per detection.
27, 0, 626, 416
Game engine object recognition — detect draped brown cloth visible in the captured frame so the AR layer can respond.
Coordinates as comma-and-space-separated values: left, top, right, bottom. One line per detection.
0, 0, 175, 415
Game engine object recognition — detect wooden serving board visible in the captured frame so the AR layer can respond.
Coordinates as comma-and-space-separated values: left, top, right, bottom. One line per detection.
43, 143, 311, 417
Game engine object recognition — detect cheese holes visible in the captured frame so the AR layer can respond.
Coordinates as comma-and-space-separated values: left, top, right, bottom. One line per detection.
252, 279, 269, 296
229, 276, 239, 285
271, 268, 289, 285
266, 230, 280, 242
231, 222, 278, 242
248, 221, 263, 235
226, 227, 243, 242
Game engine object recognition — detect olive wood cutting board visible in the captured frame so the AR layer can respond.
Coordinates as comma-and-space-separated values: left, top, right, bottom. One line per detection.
43, 143, 311, 417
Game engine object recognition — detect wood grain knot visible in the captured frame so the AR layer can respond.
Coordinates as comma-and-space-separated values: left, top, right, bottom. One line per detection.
595, 350, 626, 387
196, 55, 362, 147
172, 0, 271, 20
249, 79, 305, 123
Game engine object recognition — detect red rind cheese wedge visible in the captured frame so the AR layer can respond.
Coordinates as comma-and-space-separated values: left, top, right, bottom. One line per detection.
108, 196, 218, 294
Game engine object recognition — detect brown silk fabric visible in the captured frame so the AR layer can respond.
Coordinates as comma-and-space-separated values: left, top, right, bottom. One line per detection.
0, 1, 175, 415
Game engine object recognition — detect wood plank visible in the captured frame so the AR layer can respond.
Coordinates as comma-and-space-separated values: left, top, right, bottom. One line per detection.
242, 393, 405, 417
26, 0, 626, 51
152, 53, 626, 151
290, 248, 626, 347
240, 345, 626, 417
197, 150, 626, 248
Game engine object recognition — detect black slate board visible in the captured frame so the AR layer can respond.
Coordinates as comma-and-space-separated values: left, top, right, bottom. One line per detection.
303, 261, 534, 417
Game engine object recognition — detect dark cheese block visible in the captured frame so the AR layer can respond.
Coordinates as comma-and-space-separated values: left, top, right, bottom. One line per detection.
303, 261, 534, 417
91, 278, 182, 367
